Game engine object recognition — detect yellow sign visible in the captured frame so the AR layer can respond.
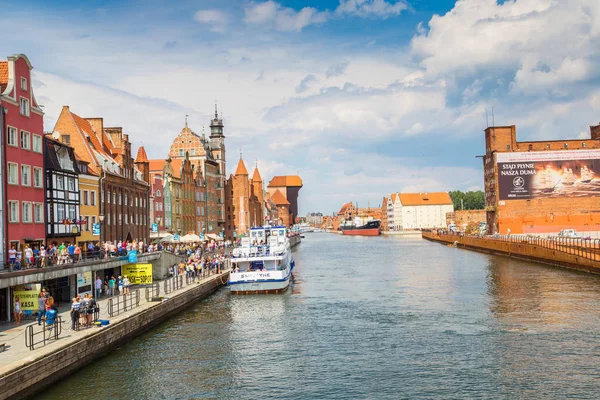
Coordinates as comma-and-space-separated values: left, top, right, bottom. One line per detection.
122, 264, 153, 285
14, 289, 40, 312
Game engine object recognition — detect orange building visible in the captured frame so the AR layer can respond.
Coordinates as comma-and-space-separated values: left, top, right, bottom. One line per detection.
270, 189, 291, 227
483, 124, 600, 234
51, 107, 150, 243
148, 156, 194, 234
224, 158, 264, 239
267, 176, 302, 224
337, 202, 357, 221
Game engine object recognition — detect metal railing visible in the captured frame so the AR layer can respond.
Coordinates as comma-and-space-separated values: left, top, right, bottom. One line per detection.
2, 250, 162, 273
25, 316, 63, 350
144, 283, 160, 301
427, 230, 600, 262
107, 290, 140, 317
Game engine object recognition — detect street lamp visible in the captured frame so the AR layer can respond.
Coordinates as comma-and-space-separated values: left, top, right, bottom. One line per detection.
99, 214, 105, 244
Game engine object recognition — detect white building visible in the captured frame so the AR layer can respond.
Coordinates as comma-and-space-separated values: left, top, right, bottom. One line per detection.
386, 192, 454, 230
306, 212, 323, 226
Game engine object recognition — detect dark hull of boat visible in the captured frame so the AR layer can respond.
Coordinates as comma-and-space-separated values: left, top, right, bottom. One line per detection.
340, 220, 381, 236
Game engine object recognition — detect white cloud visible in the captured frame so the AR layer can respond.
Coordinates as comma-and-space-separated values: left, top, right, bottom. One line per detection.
243, 1, 329, 32
336, 0, 408, 18
194, 9, 229, 33
410, 0, 600, 93
243, 0, 407, 32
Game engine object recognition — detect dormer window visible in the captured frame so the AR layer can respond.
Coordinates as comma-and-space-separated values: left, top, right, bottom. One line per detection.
21, 77, 27, 91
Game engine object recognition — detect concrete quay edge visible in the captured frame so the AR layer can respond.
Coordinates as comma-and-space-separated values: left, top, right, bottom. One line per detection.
422, 231, 600, 274
0, 272, 230, 400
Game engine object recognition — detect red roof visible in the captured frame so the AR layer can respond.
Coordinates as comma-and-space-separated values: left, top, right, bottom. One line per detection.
252, 166, 262, 182
267, 175, 303, 187
135, 146, 149, 163
398, 192, 452, 206
148, 158, 184, 178
235, 159, 249, 175
338, 202, 352, 215
0, 61, 8, 90
271, 189, 290, 205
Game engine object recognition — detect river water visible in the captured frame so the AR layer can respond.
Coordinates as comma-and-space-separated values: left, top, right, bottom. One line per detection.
39, 233, 600, 399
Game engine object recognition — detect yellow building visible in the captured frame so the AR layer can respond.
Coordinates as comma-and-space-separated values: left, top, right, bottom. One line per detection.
77, 163, 100, 247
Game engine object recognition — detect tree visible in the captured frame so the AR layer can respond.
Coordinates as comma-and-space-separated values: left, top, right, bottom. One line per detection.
449, 190, 485, 210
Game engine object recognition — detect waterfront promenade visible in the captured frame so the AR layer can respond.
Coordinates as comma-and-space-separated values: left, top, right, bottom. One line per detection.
423, 230, 600, 273
0, 270, 230, 400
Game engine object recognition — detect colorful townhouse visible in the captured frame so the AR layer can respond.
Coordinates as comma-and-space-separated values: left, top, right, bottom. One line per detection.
1, 54, 46, 253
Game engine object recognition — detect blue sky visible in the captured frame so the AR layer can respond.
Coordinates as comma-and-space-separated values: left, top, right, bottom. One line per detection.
2, 0, 600, 215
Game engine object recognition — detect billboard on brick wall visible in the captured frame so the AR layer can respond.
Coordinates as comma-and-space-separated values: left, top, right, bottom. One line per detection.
496, 150, 600, 200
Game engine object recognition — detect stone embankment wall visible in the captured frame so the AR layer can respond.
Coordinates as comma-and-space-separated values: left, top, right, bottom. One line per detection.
1, 273, 229, 400
289, 236, 301, 247
422, 231, 600, 274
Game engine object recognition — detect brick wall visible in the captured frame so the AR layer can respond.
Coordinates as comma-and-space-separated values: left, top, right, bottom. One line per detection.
422, 231, 600, 274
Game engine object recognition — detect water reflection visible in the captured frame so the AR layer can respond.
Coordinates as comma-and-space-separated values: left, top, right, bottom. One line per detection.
487, 256, 600, 331
37, 233, 600, 400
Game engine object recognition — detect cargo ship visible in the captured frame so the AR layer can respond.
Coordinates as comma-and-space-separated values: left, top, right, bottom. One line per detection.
340, 216, 381, 236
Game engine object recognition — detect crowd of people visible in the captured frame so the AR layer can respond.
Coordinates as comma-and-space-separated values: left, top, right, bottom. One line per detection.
168, 246, 229, 279
6, 238, 237, 271
6, 240, 163, 271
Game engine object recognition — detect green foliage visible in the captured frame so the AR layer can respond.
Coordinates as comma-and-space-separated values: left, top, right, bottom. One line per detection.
449, 190, 485, 210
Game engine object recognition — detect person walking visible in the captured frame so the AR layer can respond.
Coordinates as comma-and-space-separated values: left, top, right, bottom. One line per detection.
70, 297, 81, 330
117, 276, 123, 296
24, 245, 33, 269
14, 296, 22, 324
123, 275, 130, 295
37, 292, 47, 325
40, 246, 47, 268
74, 244, 82, 262
86, 294, 96, 327
109, 276, 116, 297
95, 276, 102, 298
44, 297, 58, 339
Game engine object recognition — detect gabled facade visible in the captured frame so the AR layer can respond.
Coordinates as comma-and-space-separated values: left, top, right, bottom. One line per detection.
43, 136, 81, 243
151, 174, 164, 230
1, 54, 46, 253
51, 107, 150, 243
149, 155, 196, 234
193, 166, 207, 236
77, 158, 100, 246
168, 111, 226, 235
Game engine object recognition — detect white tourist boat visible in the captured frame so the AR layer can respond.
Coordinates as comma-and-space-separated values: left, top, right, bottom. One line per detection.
228, 225, 295, 294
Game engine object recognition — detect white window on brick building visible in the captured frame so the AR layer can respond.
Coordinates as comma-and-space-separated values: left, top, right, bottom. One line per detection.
20, 97, 30, 116
8, 163, 18, 185
22, 202, 32, 223
33, 167, 43, 188
21, 165, 31, 186
34, 203, 44, 223
20, 130, 30, 149
7, 126, 17, 146
32, 134, 42, 153
9, 201, 19, 223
